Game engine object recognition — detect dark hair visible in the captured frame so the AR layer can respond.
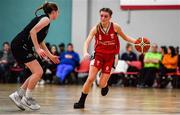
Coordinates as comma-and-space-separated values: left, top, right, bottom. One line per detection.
67, 43, 73, 47
176, 46, 179, 54
161, 46, 167, 54
126, 43, 132, 49
3, 42, 9, 46
35, 2, 58, 16
58, 43, 65, 47
45, 42, 51, 51
99, 8, 113, 16
51, 44, 58, 55
169, 46, 176, 57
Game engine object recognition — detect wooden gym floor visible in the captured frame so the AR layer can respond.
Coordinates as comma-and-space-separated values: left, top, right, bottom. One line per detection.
0, 84, 180, 115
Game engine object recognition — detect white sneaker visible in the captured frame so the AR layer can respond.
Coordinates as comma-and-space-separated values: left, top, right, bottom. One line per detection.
21, 96, 40, 110
9, 92, 25, 111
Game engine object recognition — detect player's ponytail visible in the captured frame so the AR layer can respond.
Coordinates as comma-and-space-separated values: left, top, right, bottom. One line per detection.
35, 5, 43, 16
35, 2, 58, 16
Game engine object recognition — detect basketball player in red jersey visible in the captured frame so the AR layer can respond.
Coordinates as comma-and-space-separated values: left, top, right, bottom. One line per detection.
74, 8, 137, 109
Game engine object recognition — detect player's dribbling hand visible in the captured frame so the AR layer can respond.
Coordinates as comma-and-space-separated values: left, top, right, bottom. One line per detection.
36, 48, 47, 59
50, 55, 60, 64
83, 52, 90, 60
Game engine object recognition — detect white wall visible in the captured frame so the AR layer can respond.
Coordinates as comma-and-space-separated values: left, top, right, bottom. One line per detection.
71, 0, 89, 59
72, 0, 180, 58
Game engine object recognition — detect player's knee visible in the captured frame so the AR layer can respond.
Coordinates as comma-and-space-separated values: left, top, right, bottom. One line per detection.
99, 81, 106, 88
34, 68, 44, 78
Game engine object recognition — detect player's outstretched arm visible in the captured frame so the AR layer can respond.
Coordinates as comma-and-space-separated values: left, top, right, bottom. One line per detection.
114, 23, 136, 44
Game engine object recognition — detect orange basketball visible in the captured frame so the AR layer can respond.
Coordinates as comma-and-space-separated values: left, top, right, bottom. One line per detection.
134, 37, 150, 53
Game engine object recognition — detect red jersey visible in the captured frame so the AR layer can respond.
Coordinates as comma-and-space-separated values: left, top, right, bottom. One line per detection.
94, 22, 120, 54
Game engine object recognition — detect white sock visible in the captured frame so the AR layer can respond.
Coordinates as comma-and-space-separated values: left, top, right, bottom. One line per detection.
26, 89, 32, 98
17, 88, 26, 97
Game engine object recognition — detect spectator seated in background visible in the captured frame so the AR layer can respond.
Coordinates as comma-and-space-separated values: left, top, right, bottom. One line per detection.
121, 43, 137, 71
176, 47, 180, 71
121, 43, 138, 86
56, 43, 80, 83
0, 42, 15, 83
155, 46, 167, 87
159, 46, 178, 88
140, 43, 162, 87
161, 46, 178, 74
58, 43, 65, 55
160, 46, 168, 57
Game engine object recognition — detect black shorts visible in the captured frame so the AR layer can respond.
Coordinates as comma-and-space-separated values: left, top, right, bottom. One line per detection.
11, 39, 36, 64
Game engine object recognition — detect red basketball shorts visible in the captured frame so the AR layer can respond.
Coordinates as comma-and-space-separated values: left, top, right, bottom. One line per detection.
90, 53, 118, 74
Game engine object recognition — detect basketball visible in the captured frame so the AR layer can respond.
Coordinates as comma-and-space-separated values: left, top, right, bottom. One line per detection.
134, 37, 150, 53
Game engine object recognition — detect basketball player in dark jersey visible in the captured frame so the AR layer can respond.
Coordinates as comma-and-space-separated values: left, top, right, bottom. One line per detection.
9, 2, 59, 110
74, 8, 136, 109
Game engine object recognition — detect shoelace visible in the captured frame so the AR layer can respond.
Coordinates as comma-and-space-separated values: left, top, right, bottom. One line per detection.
28, 97, 37, 105
14, 94, 22, 101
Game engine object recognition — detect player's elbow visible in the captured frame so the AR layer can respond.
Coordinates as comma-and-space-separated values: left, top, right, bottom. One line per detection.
30, 29, 37, 36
